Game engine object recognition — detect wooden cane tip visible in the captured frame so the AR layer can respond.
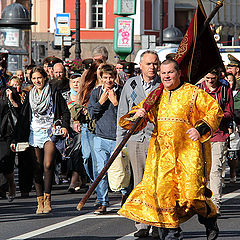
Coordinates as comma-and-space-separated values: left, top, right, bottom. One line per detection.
76, 202, 84, 211
216, 1, 223, 6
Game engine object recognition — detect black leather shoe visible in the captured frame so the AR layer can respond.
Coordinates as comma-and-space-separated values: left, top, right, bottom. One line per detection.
152, 226, 159, 239
206, 217, 219, 240
198, 215, 219, 240
134, 229, 149, 238
67, 187, 75, 193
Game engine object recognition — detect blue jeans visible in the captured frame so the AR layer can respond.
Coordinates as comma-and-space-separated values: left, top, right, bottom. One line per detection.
81, 124, 97, 182
94, 136, 116, 206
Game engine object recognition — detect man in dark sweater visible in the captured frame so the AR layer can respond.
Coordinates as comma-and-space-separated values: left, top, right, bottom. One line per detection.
50, 62, 70, 184
88, 64, 122, 214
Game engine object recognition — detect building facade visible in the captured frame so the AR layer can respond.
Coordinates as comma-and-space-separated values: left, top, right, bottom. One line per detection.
171, 0, 240, 45
20, 0, 170, 62
47, 0, 170, 62
1, 0, 239, 63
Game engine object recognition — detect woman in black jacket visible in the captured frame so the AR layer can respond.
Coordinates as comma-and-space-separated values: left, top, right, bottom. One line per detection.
11, 66, 70, 214
0, 85, 20, 202
8, 76, 33, 198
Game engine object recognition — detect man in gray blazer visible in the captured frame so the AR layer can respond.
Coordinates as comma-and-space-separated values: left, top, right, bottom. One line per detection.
116, 50, 161, 238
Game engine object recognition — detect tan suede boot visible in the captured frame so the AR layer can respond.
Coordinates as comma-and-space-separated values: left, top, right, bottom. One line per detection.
43, 193, 52, 213
36, 196, 44, 214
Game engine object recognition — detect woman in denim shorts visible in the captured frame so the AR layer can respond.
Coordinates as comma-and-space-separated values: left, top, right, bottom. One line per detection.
11, 66, 70, 214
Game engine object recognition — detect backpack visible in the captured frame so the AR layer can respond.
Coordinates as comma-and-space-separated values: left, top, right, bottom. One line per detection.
196, 82, 228, 110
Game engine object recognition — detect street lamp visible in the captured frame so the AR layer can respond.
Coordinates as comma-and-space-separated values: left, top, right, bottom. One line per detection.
75, 0, 81, 59
159, 0, 164, 46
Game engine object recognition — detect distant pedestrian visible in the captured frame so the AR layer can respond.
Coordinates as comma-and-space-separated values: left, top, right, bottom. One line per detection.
226, 54, 240, 89
24, 64, 36, 81
198, 68, 234, 215
16, 69, 24, 83
8, 76, 33, 198
66, 73, 86, 193
51, 62, 71, 183
0, 85, 20, 202
77, 61, 102, 184
116, 50, 161, 238
92, 46, 108, 63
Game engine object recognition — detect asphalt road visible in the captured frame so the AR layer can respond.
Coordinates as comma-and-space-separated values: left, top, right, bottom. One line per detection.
1, 175, 240, 240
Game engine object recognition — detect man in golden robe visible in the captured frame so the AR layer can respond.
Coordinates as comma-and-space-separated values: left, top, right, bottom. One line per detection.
118, 59, 224, 240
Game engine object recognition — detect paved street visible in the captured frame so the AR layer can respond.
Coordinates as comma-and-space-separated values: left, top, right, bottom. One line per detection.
1, 174, 240, 240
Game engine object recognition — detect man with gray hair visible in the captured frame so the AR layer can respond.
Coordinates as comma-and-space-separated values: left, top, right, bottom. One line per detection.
92, 46, 108, 63
116, 50, 161, 238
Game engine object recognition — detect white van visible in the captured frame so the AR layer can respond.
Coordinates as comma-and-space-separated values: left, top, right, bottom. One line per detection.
134, 45, 240, 67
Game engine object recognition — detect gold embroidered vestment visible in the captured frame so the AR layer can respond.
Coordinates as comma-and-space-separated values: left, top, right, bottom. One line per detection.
118, 83, 223, 228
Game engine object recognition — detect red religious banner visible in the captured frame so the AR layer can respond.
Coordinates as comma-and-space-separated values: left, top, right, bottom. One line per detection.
143, 0, 224, 112
175, 1, 224, 84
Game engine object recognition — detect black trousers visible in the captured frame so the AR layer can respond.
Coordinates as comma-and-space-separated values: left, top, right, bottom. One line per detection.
17, 148, 34, 193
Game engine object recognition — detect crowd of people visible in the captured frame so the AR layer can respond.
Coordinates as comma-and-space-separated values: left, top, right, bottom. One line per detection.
0, 45, 240, 240
0, 46, 135, 213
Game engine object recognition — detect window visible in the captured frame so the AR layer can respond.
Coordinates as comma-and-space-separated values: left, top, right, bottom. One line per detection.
91, 0, 103, 28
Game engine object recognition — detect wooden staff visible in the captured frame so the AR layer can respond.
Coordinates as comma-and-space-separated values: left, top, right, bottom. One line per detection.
76, 0, 224, 211
77, 117, 143, 211
204, 0, 224, 27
